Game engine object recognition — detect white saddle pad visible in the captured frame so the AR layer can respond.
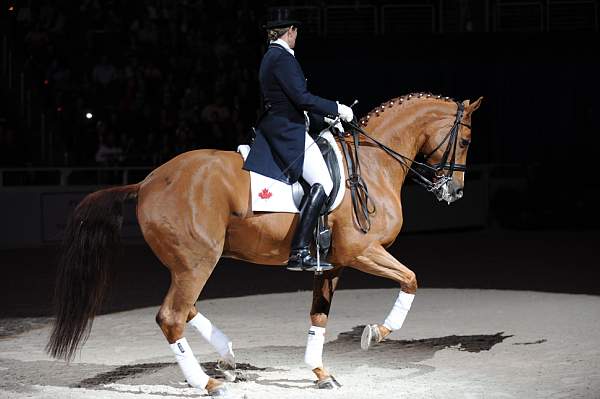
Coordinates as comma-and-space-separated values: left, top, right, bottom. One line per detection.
238, 129, 346, 213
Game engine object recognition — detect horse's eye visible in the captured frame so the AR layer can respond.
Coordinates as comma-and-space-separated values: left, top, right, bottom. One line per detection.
459, 138, 470, 148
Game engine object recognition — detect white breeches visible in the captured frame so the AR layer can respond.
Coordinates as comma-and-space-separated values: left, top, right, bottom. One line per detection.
302, 132, 333, 196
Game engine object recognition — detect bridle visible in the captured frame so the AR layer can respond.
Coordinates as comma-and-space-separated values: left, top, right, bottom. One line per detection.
336, 101, 471, 233
422, 101, 471, 176
344, 101, 471, 194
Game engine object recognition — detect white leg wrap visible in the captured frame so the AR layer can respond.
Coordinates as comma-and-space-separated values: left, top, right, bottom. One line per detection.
383, 291, 415, 331
304, 326, 326, 369
170, 337, 209, 389
188, 313, 234, 362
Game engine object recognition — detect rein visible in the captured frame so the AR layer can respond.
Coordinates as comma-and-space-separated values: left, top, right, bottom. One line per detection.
335, 127, 375, 233
336, 101, 470, 233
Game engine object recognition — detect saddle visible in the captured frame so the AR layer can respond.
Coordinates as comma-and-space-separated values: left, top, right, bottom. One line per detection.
237, 128, 346, 261
237, 129, 346, 215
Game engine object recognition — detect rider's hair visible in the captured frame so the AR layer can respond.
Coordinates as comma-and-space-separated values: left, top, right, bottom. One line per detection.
267, 27, 291, 42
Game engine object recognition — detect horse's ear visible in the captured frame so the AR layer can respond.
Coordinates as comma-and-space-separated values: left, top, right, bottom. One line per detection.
464, 96, 483, 113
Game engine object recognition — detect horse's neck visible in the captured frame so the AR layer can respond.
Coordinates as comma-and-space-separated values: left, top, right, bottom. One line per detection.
360, 108, 430, 189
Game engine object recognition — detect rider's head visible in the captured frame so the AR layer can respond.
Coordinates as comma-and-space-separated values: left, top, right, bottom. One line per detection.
267, 25, 298, 48
263, 8, 300, 48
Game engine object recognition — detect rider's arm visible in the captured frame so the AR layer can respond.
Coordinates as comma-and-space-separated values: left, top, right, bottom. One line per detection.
272, 54, 338, 117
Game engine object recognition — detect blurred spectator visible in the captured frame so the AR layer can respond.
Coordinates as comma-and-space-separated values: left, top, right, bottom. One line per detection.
95, 130, 124, 165
92, 55, 116, 87
12, 0, 263, 167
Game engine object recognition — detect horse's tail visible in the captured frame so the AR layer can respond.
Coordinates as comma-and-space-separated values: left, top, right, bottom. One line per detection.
46, 184, 139, 361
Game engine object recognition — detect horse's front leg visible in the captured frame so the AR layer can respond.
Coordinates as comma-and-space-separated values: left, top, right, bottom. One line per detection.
353, 244, 417, 349
306, 267, 344, 388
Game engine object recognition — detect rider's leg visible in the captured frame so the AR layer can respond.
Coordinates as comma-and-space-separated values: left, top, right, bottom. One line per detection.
301, 132, 333, 196
287, 133, 333, 271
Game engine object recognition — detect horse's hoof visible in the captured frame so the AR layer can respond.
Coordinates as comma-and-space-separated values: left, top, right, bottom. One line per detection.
217, 359, 237, 382
208, 385, 236, 398
360, 324, 381, 350
316, 376, 342, 390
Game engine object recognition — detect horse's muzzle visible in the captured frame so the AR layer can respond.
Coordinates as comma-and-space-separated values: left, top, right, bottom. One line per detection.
434, 179, 464, 204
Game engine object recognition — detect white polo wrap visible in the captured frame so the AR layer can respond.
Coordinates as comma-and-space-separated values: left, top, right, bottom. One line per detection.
383, 291, 415, 331
169, 337, 209, 389
188, 313, 234, 362
304, 326, 326, 369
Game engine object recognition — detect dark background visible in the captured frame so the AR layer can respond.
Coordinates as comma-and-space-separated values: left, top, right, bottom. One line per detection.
1, 1, 599, 318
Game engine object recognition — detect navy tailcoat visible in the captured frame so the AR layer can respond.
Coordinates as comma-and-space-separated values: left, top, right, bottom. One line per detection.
243, 43, 338, 184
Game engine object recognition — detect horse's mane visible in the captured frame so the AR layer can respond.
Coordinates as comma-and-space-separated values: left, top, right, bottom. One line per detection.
359, 92, 457, 127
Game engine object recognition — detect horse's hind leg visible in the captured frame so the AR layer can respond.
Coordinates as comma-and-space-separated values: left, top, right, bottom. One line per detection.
306, 267, 344, 386
352, 244, 417, 350
156, 267, 225, 394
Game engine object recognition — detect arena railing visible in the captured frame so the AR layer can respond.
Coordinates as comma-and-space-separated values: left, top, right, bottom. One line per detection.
0, 166, 154, 188
0, 164, 532, 247
547, 0, 598, 31
381, 4, 436, 34
267, 2, 598, 34
324, 5, 378, 36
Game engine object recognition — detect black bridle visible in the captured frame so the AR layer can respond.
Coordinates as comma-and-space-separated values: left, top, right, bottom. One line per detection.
422, 101, 471, 176
336, 101, 471, 233
343, 101, 471, 193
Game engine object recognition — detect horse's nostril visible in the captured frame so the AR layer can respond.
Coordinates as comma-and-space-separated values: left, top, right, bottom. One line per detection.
456, 188, 464, 196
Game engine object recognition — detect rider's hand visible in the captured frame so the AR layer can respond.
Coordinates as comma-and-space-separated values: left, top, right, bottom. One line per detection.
337, 102, 354, 122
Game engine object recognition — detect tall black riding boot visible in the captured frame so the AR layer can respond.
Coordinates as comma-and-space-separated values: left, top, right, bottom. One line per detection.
287, 183, 333, 272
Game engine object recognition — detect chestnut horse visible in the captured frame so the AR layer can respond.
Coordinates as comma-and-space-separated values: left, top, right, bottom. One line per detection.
47, 94, 482, 396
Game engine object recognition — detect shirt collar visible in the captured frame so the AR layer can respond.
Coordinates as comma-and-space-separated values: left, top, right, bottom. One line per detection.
270, 38, 294, 57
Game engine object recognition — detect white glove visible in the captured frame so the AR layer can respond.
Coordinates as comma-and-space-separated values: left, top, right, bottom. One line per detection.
337, 102, 354, 122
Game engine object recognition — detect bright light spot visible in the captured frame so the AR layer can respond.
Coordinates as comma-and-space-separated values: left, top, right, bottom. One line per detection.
86, 112, 93, 119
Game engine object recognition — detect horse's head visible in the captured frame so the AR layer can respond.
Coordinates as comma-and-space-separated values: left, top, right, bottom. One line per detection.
420, 96, 483, 203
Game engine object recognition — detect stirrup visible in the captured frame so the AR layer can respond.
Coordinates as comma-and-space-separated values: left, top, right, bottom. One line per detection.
287, 249, 333, 272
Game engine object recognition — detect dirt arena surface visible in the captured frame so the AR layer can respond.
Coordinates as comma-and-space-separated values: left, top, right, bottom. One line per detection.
1, 288, 600, 399
1, 229, 599, 398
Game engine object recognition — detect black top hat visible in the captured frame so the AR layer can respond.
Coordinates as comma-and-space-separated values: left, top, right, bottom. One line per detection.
262, 8, 301, 30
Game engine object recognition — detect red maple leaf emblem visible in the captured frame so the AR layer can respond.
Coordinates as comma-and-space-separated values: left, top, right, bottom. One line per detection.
258, 188, 273, 199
